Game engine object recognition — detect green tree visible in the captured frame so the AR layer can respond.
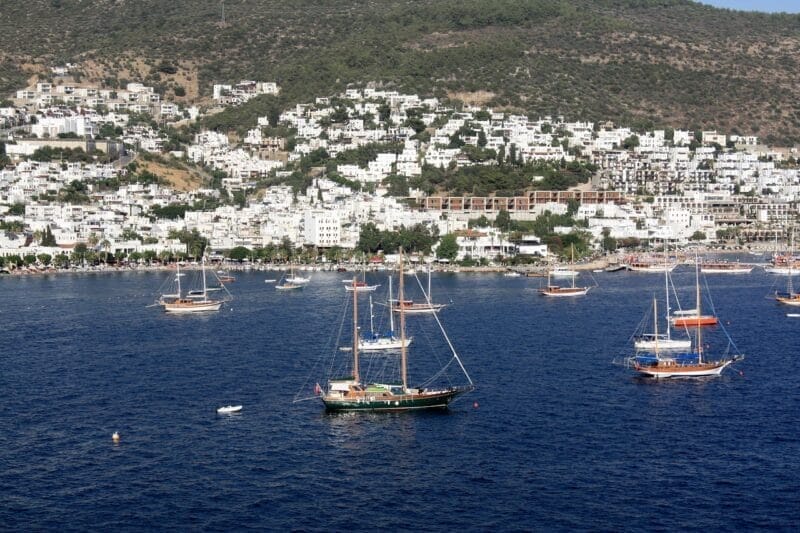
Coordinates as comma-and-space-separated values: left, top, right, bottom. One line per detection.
228, 246, 251, 261
41, 225, 57, 246
53, 253, 70, 268
436, 234, 459, 261
690, 230, 707, 241
495, 209, 511, 232
622, 135, 640, 150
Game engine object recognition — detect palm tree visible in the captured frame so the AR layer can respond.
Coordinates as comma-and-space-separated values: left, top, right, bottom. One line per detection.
100, 239, 112, 263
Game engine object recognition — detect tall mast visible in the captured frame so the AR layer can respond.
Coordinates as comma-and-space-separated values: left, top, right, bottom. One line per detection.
653, 295, 659, 358
399, 249, 408, 390
664, 240, 671, 341
369, 295, 375, 337
427, 262, 432, 301
788, 230, 795, 296
695, 251, 703, 363
388, 275, 395, 334
176, 262, 182, 298
352, 276, 359, 382
202, 257, 207, 298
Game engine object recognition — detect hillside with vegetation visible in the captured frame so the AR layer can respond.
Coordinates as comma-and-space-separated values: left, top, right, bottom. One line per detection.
2, 0, 800, 143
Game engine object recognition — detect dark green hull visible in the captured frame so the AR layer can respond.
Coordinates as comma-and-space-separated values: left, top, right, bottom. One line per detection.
322, 387, 471, 412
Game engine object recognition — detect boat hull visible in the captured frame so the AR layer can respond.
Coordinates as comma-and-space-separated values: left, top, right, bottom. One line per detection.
626, 264, 677, 273
764, 267, 800, 275
550, 269, 579, 277
321, 387, 470, 412
392, 304, 447, 314
670, 315, 718, 327
775, 293, 800, 306
276, 284, 303, 290
358, 336, 413, 351
345, 285, 380, 292
539, 286, 590, 297
163, 300, 223, 313
701, 266, 753, 274
633, 359, 733, 378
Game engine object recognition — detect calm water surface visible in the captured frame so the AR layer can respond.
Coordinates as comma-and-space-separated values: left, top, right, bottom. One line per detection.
1, 266, 798, 530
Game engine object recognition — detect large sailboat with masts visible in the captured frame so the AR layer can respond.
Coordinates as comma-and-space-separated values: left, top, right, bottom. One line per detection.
319, 251, 473, 411
775, 231, 800, 306
158, 258, 229, 313
539, 263, 591, 297
628, 256, 743, 378
391, 264, 447, 314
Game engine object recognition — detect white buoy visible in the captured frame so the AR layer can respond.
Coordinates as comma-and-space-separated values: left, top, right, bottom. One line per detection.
112, 431, 120, 443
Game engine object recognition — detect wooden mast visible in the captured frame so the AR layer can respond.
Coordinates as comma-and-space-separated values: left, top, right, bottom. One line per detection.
695, 252, 703, 363
653, 295, 659, 358
399, 248, 408, 390
352, 276, 360, 382
201, 256, 207, 300
664, 243, 672, 342
176, 262, 182, 299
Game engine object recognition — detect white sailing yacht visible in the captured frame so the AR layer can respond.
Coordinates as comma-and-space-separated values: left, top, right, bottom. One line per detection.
358, 277, 412, 351
634, 251, 691, 351
276, 264, 306, 290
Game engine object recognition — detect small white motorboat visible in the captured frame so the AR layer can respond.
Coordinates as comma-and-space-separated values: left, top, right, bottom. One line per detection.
787, 313, 800, 318
264, 279, 277, 283
217, 405, 243, 414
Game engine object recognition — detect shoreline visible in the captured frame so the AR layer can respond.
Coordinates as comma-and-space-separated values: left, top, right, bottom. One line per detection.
0, 251, 774, 279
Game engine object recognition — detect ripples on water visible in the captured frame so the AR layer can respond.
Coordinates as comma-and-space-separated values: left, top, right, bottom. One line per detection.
1, 268, 798, 530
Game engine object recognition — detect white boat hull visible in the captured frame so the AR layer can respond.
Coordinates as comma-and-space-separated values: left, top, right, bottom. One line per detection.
217, 405, 242, 414
634, 338, 692, 351
163, 300, 223, 313
539, 287, 590, 297
626, 265, 677, 273
550, 269, 579, 277
345, 285, 380, 292
701, 267, 753, 274
764, 267, 800, 275
392, 304, 447, 314
634, 360, 733, 378
775, 296, 800, 306
358, 336, 413, 351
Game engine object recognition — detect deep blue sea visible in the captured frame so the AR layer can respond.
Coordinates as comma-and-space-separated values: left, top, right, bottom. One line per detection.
1, 261, 799, 531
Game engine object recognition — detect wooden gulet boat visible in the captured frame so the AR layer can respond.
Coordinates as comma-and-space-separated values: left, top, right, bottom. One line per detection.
159, 259, 227, 313
774, 230, 800, 306
670, 257, 718, 327
391, 265, 447, 314
700, 261, 753, 274
320, 251, 473, 412
539, 269, 590, 297
630, 257, 742, 378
